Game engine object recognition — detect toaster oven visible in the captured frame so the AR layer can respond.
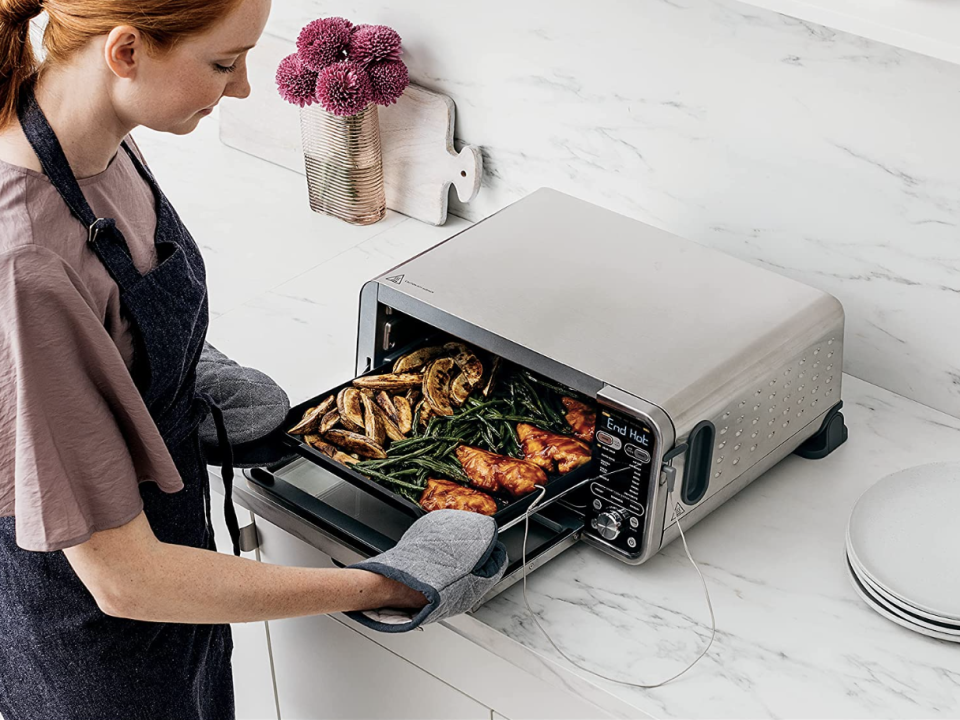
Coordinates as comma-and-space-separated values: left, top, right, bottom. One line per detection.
242, 188, 848, 575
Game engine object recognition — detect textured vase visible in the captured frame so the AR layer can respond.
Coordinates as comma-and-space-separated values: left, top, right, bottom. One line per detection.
299, 102, 386, 226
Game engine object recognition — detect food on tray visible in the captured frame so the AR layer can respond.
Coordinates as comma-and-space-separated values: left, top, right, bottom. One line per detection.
561, 396, 597, 443
337, 387, 365, 432
324, 429, 387, 459
423, 357, 456, 416
516, 423, 591, 474
288, 337, 601, 515
419, 478, 497, 515
288, 395, 335, 434
394, 395, 413, 434
352, 372, 424, 391
456, 446, 545, 498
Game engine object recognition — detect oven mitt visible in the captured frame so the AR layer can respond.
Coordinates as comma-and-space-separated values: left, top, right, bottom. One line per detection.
196, 342, 297, 468
345, 510, 508, 633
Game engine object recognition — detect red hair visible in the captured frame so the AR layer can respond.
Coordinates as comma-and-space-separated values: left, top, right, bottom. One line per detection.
0, 0, 244, 128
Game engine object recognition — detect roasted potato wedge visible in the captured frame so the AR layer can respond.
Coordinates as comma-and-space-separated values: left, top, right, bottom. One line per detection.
352, 373, 424, 391
405, 387, 421, 405
416, 398, 436, 427
444, 342, 483, 385
394, 395, 413, 434
304, 434, 337, 458
375, 391, 401, 427
333, 451, 360, 466
423, 357, 455, 416
288, 395, 335, 435
450, 372, 473, 407
392, 345, 445, 374
324, 429, 387, 459
374, 403, 405, 442
360, 392, 385, 446
319, 409, 340, 434
337, 387, 365, 432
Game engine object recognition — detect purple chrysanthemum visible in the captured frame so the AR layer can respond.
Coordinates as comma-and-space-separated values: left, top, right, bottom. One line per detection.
347, 24, 402, 66
276, 53, 319, 107
315, 61, 373, 116
367, 60, 409, 106
296, 17, 353, 71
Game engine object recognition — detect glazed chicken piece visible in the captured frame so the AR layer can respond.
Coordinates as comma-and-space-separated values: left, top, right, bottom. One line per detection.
419, 478, 498, 516
455, 446, 545, 498
561, 396, 597, 443
517, 423, 592, 475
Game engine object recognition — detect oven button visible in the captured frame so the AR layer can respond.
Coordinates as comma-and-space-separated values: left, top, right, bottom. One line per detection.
625, 444, 651, 464
596, 511, 623, 541
592, 499, 603, 511
627, 536, 637, 549
591, 482, 610, 499
629, 516, 640, 530
596, 431, 622, 450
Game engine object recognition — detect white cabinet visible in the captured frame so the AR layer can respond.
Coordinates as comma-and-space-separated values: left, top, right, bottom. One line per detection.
208, 493, 279, 720
256, 518, 491, 720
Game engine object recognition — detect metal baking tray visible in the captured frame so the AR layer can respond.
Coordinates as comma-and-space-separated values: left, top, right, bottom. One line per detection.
281, 359, 597, 530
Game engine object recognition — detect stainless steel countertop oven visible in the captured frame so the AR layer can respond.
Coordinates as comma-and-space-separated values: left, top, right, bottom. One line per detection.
237, 189, 849, 599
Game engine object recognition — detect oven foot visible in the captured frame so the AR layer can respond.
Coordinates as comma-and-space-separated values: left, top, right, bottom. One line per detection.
794, 401, 848, 460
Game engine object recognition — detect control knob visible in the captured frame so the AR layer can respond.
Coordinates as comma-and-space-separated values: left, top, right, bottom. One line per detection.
595, 510, 623, 541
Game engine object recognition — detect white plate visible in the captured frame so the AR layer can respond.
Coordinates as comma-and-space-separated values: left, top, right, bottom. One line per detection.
847, 552, 960, 635
847, 462, 960, 621
846, 554, 960, 643
846, 532, 960, 626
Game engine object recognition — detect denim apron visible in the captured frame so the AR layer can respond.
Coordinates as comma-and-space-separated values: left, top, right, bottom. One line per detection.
0, 88, 241, 720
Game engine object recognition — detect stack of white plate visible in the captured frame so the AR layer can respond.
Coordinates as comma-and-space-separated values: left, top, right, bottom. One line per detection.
845, 462, 960, 642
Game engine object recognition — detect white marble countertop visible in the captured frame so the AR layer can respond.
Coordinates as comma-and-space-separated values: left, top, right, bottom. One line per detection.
136, 117, 960, 719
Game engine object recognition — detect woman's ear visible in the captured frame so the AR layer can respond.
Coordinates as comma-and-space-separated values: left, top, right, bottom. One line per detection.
103, 25, 143, 80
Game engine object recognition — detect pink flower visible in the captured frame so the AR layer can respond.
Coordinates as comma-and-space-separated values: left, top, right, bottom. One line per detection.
297, 17, 353, 71
315, 61, 373, 116
275, 53, 319, 107
367, 61, 408, 105
347, 24, 402, 66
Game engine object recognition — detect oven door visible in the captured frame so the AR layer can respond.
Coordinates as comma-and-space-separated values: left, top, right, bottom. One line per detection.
237, 455, 585, 602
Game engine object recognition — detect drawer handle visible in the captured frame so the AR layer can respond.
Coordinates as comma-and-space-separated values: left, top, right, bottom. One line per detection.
681, 421, 715, 506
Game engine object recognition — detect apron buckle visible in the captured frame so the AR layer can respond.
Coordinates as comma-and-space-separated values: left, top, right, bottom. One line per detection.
87, 218, 108, 244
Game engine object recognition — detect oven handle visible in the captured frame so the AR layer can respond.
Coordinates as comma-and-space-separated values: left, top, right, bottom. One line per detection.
243, 467, 396, 557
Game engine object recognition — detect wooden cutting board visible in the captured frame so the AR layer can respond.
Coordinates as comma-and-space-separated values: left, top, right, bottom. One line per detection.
379, 84, 482, 226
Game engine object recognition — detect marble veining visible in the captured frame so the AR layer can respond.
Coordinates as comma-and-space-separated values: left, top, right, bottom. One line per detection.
222, 0, 960, 421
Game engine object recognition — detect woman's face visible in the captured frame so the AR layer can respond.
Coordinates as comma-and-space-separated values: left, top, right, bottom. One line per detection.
112, 0, 271, 134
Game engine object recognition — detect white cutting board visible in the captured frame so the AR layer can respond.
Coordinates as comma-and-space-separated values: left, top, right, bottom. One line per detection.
219, 34, 481, 226
380, 84, 482, 226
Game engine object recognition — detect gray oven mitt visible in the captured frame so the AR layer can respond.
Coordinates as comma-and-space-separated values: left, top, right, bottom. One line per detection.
196, 342, 297, 468
346, 510, 508, 633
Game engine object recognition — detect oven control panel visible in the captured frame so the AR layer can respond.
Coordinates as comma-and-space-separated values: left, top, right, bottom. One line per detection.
583, 408, 658, 557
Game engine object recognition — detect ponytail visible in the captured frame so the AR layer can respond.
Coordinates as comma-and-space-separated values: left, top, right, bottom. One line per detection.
0, 0, 42, 129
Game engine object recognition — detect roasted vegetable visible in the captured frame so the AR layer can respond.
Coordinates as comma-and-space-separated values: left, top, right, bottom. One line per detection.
444, 342, 483, 385
393, 345, 445, 374
374, 403, 405, 442
337, 387, 365, 432
319, 409, 340, 434
405, 387, 421, 405
288, 395, 336, 435
394, 395, 413, 434
376, 391, 401, 427
517, 423, 591, 474
333, 451, 360, 466
353, 373, 424, 391
482, 357, 502, 398
324, 429, 387, 459
561, 396, 597, 443
456, 445, 545, 498
360, 392, 385, 445
450, 373, 473, 407
423, 357, 456, 416
419, 478, 497, 515
304, 434, 337, 458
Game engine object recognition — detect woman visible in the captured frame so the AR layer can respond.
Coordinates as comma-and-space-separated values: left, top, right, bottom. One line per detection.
0, 1, 506, 718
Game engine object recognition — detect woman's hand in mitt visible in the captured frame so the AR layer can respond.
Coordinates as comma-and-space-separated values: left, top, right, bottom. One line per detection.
346, 509, 507, 632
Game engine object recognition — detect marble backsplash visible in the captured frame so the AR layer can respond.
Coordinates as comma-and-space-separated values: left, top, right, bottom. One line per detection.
220, 0, 960, 420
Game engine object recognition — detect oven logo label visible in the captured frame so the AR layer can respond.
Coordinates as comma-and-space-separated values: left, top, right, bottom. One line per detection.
385, 274, 404, 285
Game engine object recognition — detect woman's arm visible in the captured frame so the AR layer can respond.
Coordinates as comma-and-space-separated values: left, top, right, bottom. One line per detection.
63, 512, 427, 624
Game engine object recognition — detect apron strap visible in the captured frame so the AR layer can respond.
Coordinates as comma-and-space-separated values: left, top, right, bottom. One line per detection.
197, 393, 243, 557
17, 85, 143, 291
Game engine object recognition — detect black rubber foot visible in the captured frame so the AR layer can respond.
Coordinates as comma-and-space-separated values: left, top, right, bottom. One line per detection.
795, 401, 848, 460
